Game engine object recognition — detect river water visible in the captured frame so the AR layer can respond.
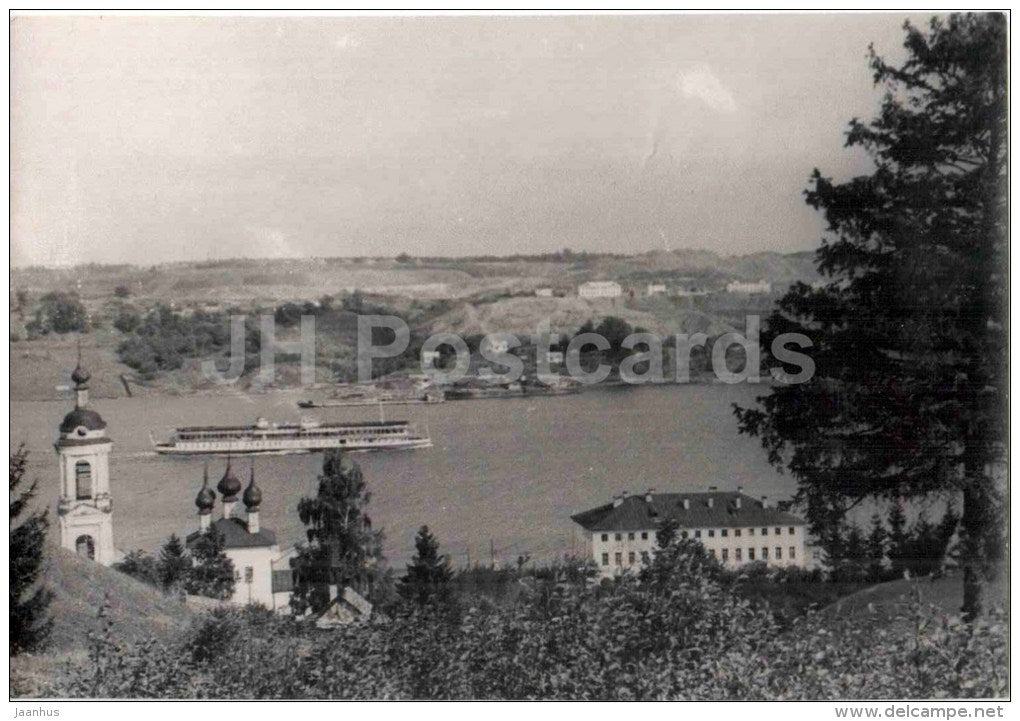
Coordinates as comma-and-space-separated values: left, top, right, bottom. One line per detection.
11, 383, 793, 570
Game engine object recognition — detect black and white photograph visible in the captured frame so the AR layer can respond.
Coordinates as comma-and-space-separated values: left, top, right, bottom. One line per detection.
8, 10, 1009, 708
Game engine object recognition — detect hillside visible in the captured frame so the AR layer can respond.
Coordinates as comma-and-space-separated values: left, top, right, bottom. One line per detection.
820, 570, 1008, 628
10, 549, 201, 697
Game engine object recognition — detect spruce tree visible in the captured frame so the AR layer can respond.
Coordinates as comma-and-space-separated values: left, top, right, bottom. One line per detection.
865, 513, 888, 582
655, 516, 679, 550
291, 450, 386, 614
10, 447, 52, 654
158, 534, 192, 591
734, 13, 1006, 619
185, 529, 235, 600
398, 525, 453, 607
886, 500, 910, 578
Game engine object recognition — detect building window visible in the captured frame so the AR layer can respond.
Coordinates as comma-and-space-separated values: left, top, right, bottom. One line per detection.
761, 528, 768, 536
762, 547, 769, 560
735, 548, 742, 562
748, 528, 754, 536
775, 527, 782, 535
694, 530, 701, 538
721, 529, 728, 537
775, 547, 782, 560
601, 533, 608, 542
640, 551, 649, 563
75, 534, 95, 560
748, 548, 755, 561
722, 549, 729, 562
735, 529, 742, 537
244, 566, 254, 583
789, 546, 796, 559
628, 551, 636, 565
75, 461, 92, 500
615, 533, 622, 541
681, 531, 688, 539
708, 549, 716, 558
614, 552, 622, 566
641, 532, 648, 540
601, 553, 609, 566
627, 532, 635, 541
789, 527, 795, 535
707, 529, 715, 538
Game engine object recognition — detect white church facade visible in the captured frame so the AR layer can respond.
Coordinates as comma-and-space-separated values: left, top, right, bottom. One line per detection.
56, 360, 116, 565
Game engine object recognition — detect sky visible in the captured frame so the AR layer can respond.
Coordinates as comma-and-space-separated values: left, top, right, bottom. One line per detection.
10, 13, 931, 267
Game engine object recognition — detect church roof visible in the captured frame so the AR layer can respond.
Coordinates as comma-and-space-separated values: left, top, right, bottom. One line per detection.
186, 517, 277, 550
59, 408, 107, 433
571, 492, 807, 533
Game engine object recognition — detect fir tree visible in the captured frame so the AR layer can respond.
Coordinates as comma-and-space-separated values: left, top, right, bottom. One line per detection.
398, 525, 454, 607
158, 534, 192, 591
655, 516, 680, 550
10, 447, 52, 654
734, 14, 1006, 619
291, 450, 387, 615
865, 513, 888, 582
185, 529, 235, 601
886, 500, 910, 578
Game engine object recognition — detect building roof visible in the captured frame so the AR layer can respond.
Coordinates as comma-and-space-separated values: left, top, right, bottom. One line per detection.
186, 517, 277, 550
59, 408, 107, 433
571, 492, 807, 533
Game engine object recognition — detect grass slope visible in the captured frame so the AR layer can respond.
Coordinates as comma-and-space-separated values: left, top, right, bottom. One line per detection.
10, 549, 200, 697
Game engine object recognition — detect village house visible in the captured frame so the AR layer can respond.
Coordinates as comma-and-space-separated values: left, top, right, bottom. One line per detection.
578, 280, 623, 299
572, 489, 808, 577
535, 287, 554, 297
725, 279, 773, 294
646, 283, 667, 296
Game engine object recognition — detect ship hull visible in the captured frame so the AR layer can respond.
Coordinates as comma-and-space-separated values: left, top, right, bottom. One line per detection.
154, 437, 433, 456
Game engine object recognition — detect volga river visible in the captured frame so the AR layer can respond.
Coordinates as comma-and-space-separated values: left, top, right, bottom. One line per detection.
11, 383, 793, 569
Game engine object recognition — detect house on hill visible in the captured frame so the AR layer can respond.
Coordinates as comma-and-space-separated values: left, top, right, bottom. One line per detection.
572, 489, 808, 577
578, 281, 623, 299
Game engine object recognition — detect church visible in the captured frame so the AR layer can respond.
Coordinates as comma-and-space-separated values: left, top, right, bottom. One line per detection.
188, 459, 294, 610
55, 358, 116, 565
54, 356, 369, 619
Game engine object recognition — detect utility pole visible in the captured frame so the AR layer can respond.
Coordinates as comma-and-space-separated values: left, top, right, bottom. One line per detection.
490, 539, 495, 568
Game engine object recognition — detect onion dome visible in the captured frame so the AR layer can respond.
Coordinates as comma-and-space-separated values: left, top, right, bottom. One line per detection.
243, 464, 262, 510
195, 464, 215, 512
59, 407, 107, 434
217, 459, 242, 501
71, 362, 91, 387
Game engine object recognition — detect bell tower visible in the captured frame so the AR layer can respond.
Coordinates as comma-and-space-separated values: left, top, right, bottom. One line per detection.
55, 353, 115, 565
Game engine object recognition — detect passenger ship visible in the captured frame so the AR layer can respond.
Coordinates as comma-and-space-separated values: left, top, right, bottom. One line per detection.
152, 417, 432, 456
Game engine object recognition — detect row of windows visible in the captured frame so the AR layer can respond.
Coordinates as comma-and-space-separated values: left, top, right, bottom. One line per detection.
710, 547, 796, 562
600, 531, 650, 542
599, 527, 797, 543
599, 546, 797, 567
601, 550, 651, 566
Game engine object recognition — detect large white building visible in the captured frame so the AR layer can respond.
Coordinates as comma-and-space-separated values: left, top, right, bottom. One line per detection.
572, 489, 808, 577
578, 281, 623, 299
56, 359, 116, 565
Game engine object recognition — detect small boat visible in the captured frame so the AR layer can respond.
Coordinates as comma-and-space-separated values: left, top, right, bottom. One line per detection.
152, 416, 432, 456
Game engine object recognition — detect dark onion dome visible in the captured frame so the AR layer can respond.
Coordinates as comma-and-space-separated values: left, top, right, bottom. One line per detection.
71, 362, 91, 387
195, 466, 215, 512
59, 407, 107, 434
243, 468, 262, 510
217, 460, 242, 501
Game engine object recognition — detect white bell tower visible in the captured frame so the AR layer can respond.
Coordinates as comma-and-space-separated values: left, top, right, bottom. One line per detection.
55, 355, 115, 565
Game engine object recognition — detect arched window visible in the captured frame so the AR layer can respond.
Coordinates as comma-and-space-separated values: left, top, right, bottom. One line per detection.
75, 461, 92, 499
75, 535, 95, 560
